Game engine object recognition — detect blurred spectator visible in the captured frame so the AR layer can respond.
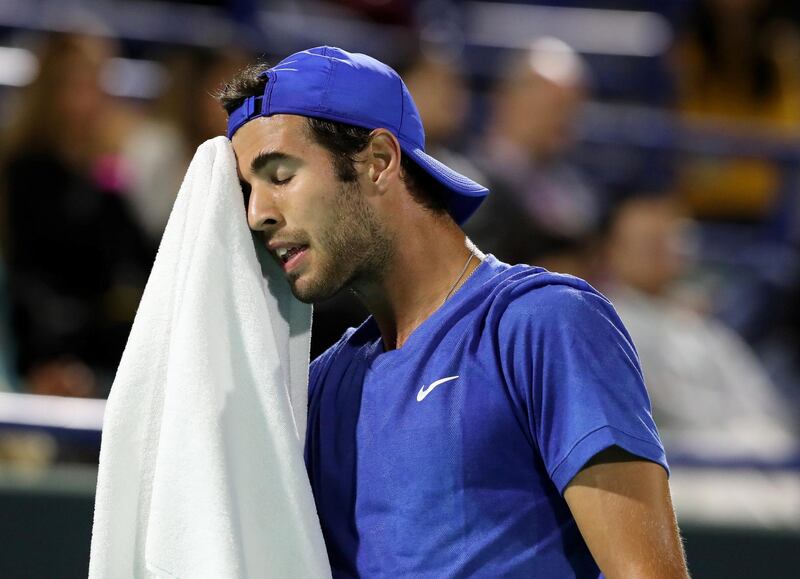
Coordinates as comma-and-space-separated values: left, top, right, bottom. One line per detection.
673, 0, 800, 220
157, 47, 252, 152
467, 38, 604, 278
121, 48, 252, 243
0, 32, 155, 397
601, 194, 798, 458
401, 48, 486, 184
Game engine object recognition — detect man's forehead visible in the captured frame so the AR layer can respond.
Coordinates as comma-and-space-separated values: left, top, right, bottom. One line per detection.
231, 114, 311, 172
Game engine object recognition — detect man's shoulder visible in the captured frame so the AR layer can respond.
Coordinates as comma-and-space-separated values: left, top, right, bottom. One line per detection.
484, 259, 610, 324
476, 262, 630, 360
309, 318, 377, 380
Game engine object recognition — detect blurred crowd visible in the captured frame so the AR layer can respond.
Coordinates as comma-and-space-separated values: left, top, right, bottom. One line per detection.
1, 0, 800, 468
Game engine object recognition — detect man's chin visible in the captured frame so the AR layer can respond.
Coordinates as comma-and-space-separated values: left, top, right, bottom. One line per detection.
287, 276, 342, 304
286, 277, 314, 303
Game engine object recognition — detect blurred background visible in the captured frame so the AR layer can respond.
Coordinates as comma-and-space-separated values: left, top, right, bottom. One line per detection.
0, 0, 799, 576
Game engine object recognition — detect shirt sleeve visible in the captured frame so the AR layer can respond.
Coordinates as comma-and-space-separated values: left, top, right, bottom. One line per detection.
498, 280, 668, 494
309, 327, 358, 398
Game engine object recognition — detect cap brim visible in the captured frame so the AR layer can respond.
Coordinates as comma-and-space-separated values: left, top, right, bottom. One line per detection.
403, 145, 489, 225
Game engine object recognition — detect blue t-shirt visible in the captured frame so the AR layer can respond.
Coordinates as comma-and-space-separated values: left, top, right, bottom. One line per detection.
305, 256, 667, 578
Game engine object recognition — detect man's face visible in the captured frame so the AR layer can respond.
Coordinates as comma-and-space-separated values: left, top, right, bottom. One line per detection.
607, 198, 687, 296
232, 114, 393, 303
509, 74, 583, 161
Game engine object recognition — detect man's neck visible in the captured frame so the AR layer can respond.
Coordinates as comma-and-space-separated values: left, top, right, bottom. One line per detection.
352, 217, 482, 351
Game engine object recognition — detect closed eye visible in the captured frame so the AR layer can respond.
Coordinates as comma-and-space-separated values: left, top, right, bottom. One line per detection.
270, 174, 293, 185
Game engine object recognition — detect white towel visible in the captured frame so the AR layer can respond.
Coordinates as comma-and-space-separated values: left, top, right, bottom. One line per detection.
89, 137, 331, 579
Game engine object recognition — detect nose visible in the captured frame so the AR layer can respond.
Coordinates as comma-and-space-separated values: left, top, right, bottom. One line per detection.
247, 184, 284, 232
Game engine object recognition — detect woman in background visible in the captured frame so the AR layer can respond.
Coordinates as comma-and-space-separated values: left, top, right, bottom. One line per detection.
0, 32, 154, 398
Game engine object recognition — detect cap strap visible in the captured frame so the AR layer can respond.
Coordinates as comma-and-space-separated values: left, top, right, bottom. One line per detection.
226, 94, 264, 139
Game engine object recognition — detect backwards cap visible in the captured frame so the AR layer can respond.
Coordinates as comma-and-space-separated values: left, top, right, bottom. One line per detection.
226, 46, 488, 225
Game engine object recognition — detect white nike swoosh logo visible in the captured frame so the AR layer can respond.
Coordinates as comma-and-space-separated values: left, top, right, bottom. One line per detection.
416, 375, 459, 402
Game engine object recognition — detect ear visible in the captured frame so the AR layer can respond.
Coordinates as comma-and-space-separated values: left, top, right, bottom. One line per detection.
365, 129, 401, 190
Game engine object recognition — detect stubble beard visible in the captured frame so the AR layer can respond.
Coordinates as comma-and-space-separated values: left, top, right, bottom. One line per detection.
287, 179, 394, 303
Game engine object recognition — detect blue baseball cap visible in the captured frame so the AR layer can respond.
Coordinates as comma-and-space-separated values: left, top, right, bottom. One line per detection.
226, 46, 489, 225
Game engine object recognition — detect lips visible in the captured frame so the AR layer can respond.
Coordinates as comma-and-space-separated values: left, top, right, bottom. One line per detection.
272, 244, 309, 272
275, 246, 305, 262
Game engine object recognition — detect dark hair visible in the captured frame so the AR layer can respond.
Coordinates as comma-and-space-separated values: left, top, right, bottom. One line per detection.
216, 62, 449, 216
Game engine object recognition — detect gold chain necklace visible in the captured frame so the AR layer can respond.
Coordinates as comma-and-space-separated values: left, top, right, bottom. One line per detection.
442, 252, 476, 305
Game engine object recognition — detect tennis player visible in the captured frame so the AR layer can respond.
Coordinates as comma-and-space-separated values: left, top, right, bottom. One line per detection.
220, 46, 689, 578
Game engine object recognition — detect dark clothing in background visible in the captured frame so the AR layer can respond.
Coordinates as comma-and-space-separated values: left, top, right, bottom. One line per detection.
4, 149, 155, 388
466, 163, 600, 266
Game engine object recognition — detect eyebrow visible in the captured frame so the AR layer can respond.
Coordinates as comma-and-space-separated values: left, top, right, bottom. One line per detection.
250, 151, 297, 174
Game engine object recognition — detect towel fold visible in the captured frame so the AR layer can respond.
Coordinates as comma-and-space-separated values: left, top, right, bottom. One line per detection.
89, 137, 330, 578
